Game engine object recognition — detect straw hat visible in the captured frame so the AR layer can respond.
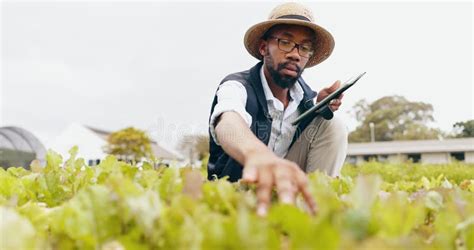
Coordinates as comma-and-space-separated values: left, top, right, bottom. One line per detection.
244, 2, 335, 68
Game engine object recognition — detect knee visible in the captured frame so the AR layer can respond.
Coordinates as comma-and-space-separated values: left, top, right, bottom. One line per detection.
321, 115, 348, 143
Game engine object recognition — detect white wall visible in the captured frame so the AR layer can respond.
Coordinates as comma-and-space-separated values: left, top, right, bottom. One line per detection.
421, 152, 450, 164
465, 152, 474, 164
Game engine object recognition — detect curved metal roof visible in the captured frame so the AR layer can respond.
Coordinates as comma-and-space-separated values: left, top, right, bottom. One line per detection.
0, 126, 46, 162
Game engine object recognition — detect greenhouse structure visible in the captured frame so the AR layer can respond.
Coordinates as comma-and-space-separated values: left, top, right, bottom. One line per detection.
0, 126, 46, 169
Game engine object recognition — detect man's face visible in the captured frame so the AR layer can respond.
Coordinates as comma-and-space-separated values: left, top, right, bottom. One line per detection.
260, 24, 315, 89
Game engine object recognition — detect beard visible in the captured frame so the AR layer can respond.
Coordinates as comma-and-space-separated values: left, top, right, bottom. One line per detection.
264, 52, 304, 89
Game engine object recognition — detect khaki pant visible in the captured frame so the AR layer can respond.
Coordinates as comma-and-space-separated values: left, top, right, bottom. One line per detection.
285, 115, 348, 177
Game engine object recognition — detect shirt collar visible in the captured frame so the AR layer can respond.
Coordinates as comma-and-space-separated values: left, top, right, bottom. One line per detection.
259, 65, 304, 104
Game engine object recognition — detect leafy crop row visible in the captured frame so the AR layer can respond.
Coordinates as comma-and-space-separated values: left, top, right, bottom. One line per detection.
1, 147, 473, 249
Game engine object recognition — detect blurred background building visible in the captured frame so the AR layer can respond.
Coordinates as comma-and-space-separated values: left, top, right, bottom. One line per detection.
0, 124, 182, 169
347, 138, 474, 164
51, 123, 182, 166
0, 126, 47, 168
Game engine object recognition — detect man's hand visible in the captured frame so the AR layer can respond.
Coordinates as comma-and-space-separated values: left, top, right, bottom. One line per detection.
215, 112, 317, 217
317, 80, 343, 111
241, 151, 317, 216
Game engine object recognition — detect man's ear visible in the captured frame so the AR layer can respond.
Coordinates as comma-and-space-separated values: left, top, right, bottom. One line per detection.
258, 39, 267, 57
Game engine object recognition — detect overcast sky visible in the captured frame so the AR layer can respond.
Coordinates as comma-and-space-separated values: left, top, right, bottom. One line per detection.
1, 1, 473, 150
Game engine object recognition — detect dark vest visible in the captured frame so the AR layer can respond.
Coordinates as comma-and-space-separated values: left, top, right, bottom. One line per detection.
207, 62, 318, 182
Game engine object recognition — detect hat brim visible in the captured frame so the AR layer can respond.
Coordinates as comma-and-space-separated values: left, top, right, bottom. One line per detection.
244, 19, 335, 68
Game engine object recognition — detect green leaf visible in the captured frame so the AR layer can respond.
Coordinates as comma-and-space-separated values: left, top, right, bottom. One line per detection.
49, 185, 122, 248
0, 207, 38, 249
124, 190, 161, 237
424, 191, 443, 211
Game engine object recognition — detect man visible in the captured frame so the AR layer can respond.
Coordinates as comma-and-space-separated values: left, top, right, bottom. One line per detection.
207, 3, 348, 216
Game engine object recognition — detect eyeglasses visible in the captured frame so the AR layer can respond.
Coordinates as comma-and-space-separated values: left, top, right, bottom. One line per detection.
267, 36, 314, 58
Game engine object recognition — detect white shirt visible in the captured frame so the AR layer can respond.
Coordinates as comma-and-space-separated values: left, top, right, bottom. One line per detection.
210, 66, 306, 157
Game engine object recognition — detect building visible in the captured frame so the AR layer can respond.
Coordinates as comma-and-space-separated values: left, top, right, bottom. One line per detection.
86, 126, 181, 162
51, 123, 182, 166
0, 126, 47, 168
347, 138, 474, 164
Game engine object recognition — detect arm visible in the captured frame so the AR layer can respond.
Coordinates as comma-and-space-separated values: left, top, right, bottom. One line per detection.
214, 111, 267, 164
214, 111, 317, 216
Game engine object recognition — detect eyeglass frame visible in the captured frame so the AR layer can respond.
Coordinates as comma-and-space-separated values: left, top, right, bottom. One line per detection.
266, 36, 315, 58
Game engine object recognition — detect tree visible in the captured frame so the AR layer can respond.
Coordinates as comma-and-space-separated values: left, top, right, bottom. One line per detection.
348, 96, 441, 142
452, 120, 474, 138
177, 134, 209, 164
104, 127, 152, 162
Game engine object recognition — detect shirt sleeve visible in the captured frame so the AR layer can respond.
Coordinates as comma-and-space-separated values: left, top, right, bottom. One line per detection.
209, 80, 252, 145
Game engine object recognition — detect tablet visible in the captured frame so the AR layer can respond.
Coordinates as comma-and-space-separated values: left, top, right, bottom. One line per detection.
291, 72, 366, 125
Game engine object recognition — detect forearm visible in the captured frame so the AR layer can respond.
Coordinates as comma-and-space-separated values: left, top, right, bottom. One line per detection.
215, 113, 316, 215
215, 112, 272, 166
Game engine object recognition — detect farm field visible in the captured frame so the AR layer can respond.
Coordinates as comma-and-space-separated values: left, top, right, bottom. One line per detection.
1, 148, 473, 250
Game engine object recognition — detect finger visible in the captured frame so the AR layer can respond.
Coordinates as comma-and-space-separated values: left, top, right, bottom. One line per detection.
326, 80, 341, 93
337, 93, 344, 100
329, 99, 342, 111
256, 168, 274, 216
294, 171, 318, 215
274, 169, 296, 204
242, 165, 258, 183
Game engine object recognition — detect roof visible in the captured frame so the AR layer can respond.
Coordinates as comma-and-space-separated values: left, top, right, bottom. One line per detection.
151, 143, 182, 160
0, 126, 47, 162
347, 138, 474, 155
86, 126, 109, 140
86, 125, 182, 160
51, 123, 107, 160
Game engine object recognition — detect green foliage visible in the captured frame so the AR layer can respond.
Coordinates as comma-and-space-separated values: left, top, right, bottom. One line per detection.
452, 119, 474, 138
0, 207, 39, 249
0, 150, 473, 249
342, 162, 474, 186
349, 96, 442, 142
103, 127, 152, 162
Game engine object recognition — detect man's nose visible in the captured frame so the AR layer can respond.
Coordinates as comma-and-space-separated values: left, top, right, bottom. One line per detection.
285, 46, 301, 62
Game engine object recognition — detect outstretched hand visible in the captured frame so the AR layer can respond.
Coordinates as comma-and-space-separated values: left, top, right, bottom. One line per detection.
241, 151, 317, 216
317, 80, 343, 111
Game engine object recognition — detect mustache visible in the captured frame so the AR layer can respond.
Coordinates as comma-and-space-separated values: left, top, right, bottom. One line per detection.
277, 61, 301, 74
